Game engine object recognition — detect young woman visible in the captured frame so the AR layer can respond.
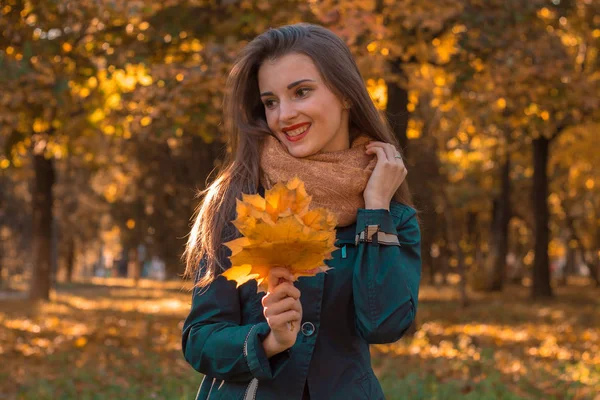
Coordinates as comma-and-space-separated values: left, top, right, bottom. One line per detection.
182, 23, 421, 400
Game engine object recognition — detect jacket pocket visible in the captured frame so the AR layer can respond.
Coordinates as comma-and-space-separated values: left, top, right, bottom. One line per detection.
210, 379, 253, 400
355, 371, 385, 400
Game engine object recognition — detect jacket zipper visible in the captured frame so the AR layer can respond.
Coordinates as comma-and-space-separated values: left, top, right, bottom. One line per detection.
243, 324, 257, 361
243, 325, 259, 400
206, 377, 216, 399
244, 378, 259, 400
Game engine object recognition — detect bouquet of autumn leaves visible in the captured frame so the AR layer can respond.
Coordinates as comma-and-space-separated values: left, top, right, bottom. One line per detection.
221, 177, 338, 295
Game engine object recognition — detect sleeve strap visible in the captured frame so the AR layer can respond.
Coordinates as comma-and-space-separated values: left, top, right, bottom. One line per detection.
355, 224, 401, 246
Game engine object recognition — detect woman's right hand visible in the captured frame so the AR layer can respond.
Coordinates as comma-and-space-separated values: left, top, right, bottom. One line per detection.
261, 267, 302, 357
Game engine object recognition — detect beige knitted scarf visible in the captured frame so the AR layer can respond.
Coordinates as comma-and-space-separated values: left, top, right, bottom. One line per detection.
259, 133, 376, 227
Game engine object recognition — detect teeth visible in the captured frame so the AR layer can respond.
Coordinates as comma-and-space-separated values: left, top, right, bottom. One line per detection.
285, 125, 309, 137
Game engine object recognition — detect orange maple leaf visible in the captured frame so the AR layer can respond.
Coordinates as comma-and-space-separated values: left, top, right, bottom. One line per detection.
221, 177, 338, 293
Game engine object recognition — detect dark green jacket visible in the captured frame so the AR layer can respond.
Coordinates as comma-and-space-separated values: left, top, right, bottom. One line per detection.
182, 199, 421, 400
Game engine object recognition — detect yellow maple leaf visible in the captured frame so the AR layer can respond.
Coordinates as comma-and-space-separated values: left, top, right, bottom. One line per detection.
221, 177, 338, 293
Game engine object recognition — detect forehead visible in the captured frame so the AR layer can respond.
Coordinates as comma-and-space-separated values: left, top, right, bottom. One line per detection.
257, 53, 321, 90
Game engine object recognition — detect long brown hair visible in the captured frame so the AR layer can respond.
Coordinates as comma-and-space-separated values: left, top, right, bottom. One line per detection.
183, 23, 413, 287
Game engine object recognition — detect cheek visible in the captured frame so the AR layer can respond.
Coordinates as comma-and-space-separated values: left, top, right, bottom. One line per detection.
308, 97, 336, 124
265, 110, 277, 130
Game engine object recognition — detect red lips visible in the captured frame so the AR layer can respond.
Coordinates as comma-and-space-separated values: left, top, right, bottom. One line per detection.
281, 122, 311, 133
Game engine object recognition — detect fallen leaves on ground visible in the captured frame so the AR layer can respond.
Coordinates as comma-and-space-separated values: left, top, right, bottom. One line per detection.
373, 282, 600, 400
0, 278, 598, 399
0, 279, 198, 399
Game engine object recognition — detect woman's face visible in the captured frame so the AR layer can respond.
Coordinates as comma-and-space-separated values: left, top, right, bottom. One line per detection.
258, 52, 350, 158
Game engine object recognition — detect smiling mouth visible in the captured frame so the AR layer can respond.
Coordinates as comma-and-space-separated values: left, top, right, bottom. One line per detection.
283, 123, 311, 137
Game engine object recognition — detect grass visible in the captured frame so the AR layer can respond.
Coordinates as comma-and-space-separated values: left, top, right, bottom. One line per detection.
0, 277, 598, 399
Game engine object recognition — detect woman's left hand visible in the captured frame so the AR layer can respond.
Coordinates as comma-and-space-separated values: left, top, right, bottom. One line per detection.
363, 141, 408, 210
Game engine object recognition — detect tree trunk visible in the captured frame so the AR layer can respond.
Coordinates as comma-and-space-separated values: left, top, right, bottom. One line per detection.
591, 251, 600, 287
65, 235, 75, 283
386, 57, 419, 334
30, 154, 55, 301
439, 211, 450, 285
411, 173, 438, 285
457, 236, 468, 308
509, 232, 526, 284
590, 221, 600, 286
489, 155, 511, 290
430, 211, 442, 285
564, 212, 600, 287
411, 140, 443, 285
467, 211, 479, 251
440, 250, 449, 285
386, 59, 409, 154
531, 137, 553, 298
128, 247, 141, 286
0, 229, 3, 287
592, 219, 600, 286
564, 244, 576, 285
445, 209, 468, 306
0, 187, 4, 287
0, 251, 3, 287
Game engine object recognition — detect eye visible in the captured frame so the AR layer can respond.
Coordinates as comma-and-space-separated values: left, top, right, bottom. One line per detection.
263, 98, 277, 109
295, 87, 312, 98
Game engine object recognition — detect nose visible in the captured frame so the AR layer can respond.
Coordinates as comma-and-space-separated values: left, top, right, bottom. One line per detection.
279, 99, 298, 123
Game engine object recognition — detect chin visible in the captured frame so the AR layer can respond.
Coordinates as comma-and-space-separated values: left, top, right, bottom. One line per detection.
286, 143, 319, 158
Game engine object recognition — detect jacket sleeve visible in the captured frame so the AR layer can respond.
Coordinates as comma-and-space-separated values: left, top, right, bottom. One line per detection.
352, 204, 421, 344
181, 237, 291, 382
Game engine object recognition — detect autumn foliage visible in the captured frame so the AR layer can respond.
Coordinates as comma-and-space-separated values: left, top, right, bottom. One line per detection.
222, 177, 337, 292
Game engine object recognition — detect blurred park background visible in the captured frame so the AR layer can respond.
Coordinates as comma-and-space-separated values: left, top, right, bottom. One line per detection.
0, 0, 599, 399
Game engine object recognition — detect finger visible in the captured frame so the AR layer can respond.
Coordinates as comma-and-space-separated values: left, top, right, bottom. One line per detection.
268, 267, 294, 292
263, 295, 297, 315
384, 144, 398, 162
267, 310, 302, 328
398, 157, 407, 175
270, 266, 294, 280
369, 142, 398, 162
271, 281, 301, 301
262, 282, 300, 307
367, 143, 405, 167
393, 149, 405, 167
263, 296, 299, 317
365, 146, 388, 164
390, 146, 407, 172
365, 140, 385, 147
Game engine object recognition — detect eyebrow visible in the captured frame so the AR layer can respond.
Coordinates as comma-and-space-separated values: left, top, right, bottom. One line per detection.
260, 79, 316, 97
